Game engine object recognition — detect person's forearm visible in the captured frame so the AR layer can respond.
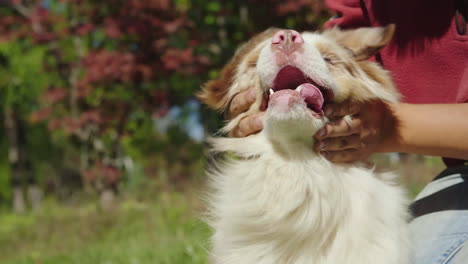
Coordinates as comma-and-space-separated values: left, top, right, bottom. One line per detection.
378, 103, 468, 160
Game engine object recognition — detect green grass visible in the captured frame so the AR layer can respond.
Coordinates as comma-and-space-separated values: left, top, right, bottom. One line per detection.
0, 191, 210, 264
0, 154, 444, 264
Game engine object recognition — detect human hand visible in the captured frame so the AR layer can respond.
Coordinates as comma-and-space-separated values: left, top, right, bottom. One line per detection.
226, 87, 266, 137
313, 100, 394, 163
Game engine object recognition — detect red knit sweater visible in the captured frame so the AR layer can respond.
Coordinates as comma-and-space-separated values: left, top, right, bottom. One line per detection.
325, 0, 468, 104
325, 0, 468, 166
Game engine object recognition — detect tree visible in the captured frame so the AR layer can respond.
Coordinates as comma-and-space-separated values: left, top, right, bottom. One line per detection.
0, 0, 330, 210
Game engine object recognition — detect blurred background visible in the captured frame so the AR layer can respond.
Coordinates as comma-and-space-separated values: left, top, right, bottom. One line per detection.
0, 0, 444, 263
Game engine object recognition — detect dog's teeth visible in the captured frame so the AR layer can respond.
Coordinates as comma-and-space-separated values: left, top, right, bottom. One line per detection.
269, 89, 274, 95
296, 86, 303, 93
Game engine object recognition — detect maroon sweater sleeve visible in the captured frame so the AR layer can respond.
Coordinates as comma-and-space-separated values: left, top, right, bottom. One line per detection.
324, 0, 370, 29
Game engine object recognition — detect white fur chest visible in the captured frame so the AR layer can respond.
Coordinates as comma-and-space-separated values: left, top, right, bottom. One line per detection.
206, 136, 411, 264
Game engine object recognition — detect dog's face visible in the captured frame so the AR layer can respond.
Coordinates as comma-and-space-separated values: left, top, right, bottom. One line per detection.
198, 25, 398, 146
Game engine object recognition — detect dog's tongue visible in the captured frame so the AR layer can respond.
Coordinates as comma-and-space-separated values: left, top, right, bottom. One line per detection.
298, 83, 324, 110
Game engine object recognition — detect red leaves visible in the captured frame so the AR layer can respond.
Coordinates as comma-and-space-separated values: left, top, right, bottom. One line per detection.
29, 6, 50, 24
76, 23, 95, 36
40, 87, 67, 104
58, 0, 82, 3
82, 50, 158, 83
30, 107, 53, 123
1, 16, 16, 24
101, 165, 121, 184
137, 65, 153, 80
32, 87, 67, 123
152, 90, 169, 117
83, 51, 137, 83
103, 18, 122, 39
0, 0, 333, 189
152, 0, 172, 11
127, 0, 172, 12
32, 32, 56, 44
160, 48, 210, 74
82, 163, 121, 184
0, 15, 28, 43
162, 18, 184, 34
161, 48, 194, 71
80, 110, 101, 125
153, 38, 167, 51
77, 80, 93, 98
45, 110, 101, 134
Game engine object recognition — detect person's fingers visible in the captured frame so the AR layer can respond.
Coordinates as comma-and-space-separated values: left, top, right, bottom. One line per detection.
321, 149, 363, 163
230, 113, 264, 137
314, 117, 362, 140
317, 135, 362, 151
260, 93, 268, 111
228, 88, 257, 119
323, 101, 361, 118
360, 125, 378, 141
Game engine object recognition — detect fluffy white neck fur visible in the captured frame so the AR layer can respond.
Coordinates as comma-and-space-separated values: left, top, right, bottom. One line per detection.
263, 101, 325, 160
206, 110, 410, 263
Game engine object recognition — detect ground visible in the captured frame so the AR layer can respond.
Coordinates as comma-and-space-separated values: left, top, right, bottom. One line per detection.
0, 191, 210, 264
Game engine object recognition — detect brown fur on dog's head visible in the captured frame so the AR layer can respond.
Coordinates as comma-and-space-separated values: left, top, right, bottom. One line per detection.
196, 28, 281, 111
323, 24, 395, 61
318, 24, 398, 102
198, 25, 398, 133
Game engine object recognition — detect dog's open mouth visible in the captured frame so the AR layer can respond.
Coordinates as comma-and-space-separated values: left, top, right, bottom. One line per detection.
267, 65, 334, 116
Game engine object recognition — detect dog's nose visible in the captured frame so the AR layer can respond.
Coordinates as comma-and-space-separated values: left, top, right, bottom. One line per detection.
272, 30, 303, 54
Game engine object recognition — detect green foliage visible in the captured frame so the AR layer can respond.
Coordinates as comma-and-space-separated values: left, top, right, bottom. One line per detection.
0, 159, 11, 204
0, 41, 48, 112
0, 39, 56, 203
0, 0, 332, 204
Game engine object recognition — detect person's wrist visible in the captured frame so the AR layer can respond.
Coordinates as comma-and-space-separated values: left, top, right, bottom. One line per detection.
376, 102, 402, 153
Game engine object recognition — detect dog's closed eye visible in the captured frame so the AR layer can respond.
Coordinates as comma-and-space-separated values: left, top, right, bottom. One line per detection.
322, 54, 341, 65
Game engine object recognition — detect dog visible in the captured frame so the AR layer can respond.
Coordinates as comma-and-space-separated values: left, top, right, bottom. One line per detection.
197, 25, 411, 264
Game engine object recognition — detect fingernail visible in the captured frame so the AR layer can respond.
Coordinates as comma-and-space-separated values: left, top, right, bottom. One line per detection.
318, 141, 326, 150
324, 107, 333, 116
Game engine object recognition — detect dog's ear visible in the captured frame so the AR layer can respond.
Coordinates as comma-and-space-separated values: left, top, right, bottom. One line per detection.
197, 27, 281, 111
323, 24, 395, 61
196, 68, 233, 111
